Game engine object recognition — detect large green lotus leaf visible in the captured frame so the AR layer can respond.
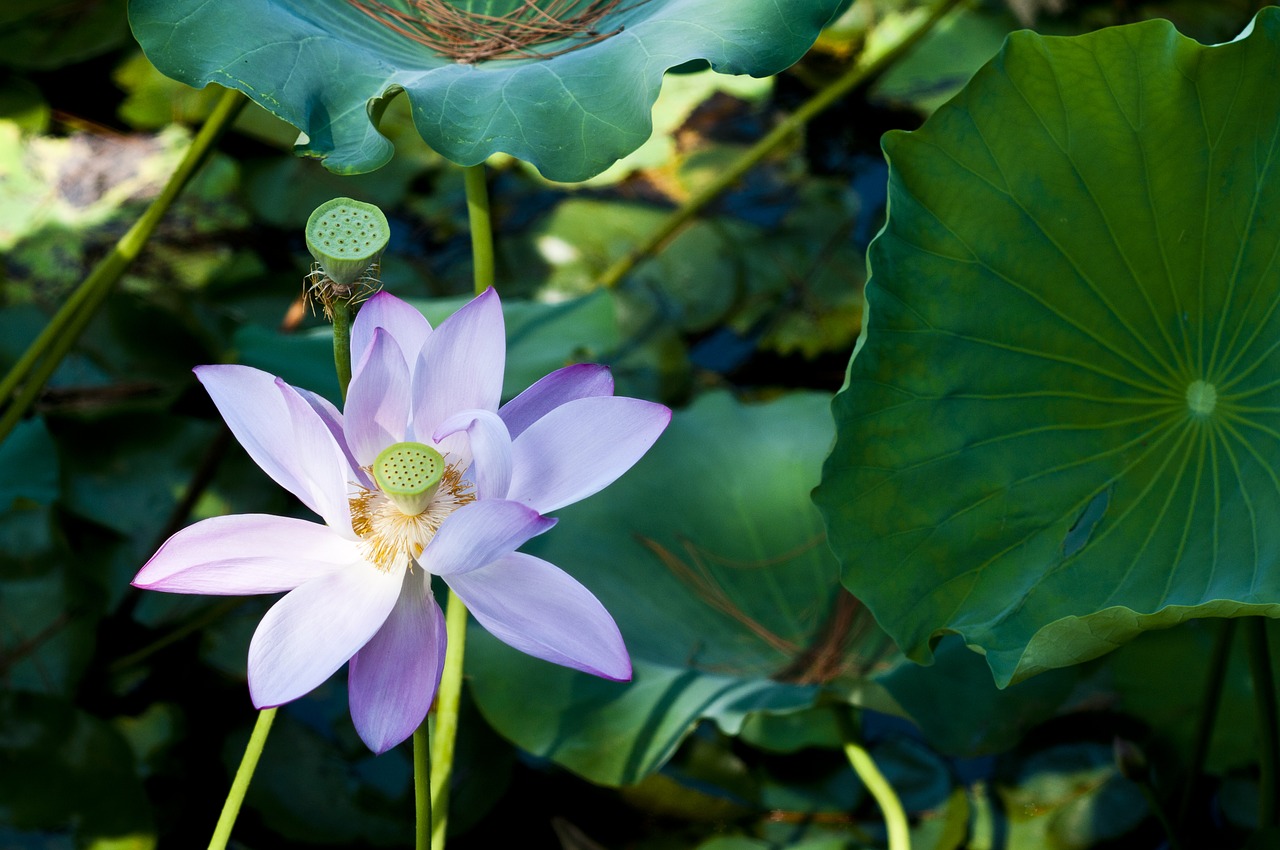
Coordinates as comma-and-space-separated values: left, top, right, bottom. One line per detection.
469, 392, 886, 785
814, 9, 1280, 686
128, 0, 844, 181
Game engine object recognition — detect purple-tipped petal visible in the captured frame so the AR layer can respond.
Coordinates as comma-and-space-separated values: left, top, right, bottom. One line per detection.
499, 364, 614, 439
349, 569, 446, 753
134, 515, 361, 595
248, 564, 403, 709
196, 366, 357, 531
506, 397, 671, 514
278, 377, 358, 535
351, 291, 432, 370
410, 289, 505, 441
419, 500, 555, 577
346, 329, 412, 466
445, 553, 630, 680
434, 409, 512, 500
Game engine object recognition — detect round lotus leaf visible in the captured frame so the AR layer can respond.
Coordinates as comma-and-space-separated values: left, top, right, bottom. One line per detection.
814, 9, 1280, 686
128, 0, 845, 181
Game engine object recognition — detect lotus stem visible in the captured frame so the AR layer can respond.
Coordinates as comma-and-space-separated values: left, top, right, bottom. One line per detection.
836, 707, 910, 850
430, 590, 469, 848
0, 87, 245, 446
415, 721, 432, 850
595, 0, 963, 290
464, 163, 495, 294
207, 707, 277, 850
1178, 619, 1236, 830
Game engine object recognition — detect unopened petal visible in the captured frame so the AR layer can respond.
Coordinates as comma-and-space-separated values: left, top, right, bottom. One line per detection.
434, 409, 512, 500
351, 290, 432, 370
134, 515, 360, 595
346, 328, 412, 466
410, 288, 505, 441
419, 500, 555, 577
445, 553, 630, 680
349, 569, 446, 753
248, 565, 402, 709
499, 364, 614, 439
506, 396, 671, 514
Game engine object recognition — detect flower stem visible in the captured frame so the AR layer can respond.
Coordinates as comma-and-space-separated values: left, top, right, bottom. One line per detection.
595, 0, 963, 290
1246, 617, 1280, 828
0, 87, 245, 446
414, 719, 432, 850
332, 297, 354, 401
463, 163, 494, 294
207, 707, 277, 850
429, 590, 469, 848
836, 708, 910, 850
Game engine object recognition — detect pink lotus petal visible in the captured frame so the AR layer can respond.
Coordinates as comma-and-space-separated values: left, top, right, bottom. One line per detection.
346, 328, 412, 466
445, 553, 630, 680
351, 290, 432, 370
434, 409, 512, 500
134, 515, 361, 594
419, 500, 555, 577
248, 565, 403, 708
410, 288, 505, 441
297, 387, 372, 491
349, 569, 446, 753
196, 366, 357, 532
278, 377, 359, 536
499, 364, 614, 439
506, 396, 671, 514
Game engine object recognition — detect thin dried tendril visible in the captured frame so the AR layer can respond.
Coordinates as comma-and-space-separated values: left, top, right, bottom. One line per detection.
346, 0, 635, 63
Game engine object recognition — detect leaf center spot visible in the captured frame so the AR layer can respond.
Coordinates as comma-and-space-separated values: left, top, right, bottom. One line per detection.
1185, 379, 1217, 417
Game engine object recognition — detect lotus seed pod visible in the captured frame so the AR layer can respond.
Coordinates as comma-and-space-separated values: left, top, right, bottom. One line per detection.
305, 197, 390, 286
373, 441, 445, 516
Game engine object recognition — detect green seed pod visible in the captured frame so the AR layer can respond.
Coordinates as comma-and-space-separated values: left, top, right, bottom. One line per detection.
305, 197, 390, 286
373, 442, 445, 516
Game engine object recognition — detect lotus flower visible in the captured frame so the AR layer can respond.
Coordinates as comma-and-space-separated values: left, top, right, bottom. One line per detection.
134, 289, 670, 753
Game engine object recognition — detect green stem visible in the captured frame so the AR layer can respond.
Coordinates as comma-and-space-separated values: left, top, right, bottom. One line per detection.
0, 87, 245, 445
1178, 619, 1236, 828
1246, 617, 1279, 828
207, 707, 277, 850
836, 708, 910, 850
414, 719, 432, 850
463, 164, 494, 294
596, 0, 963, 290
332, 297, 354, 401
429, 590, 469, 849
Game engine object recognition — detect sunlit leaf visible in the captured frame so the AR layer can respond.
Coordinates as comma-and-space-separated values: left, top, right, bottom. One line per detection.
129, 0, 844, 181
815, 9, 1280, 685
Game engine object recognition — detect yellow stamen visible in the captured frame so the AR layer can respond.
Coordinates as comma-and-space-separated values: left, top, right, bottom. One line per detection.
349, 464, 476, 573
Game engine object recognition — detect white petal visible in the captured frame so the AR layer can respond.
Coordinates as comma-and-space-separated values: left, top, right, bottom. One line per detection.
506, 396, 671, 513
499, 364, 614, 439
434, 409, 512, 500
445, 553, 629, 680
410, 288, 505, 441
350, 291, 432, 372
348, 569, 446, 753
419, 500, 555, 577
248, 564, 403, 708
134, 514, 359, 594
346, 328, 412, 466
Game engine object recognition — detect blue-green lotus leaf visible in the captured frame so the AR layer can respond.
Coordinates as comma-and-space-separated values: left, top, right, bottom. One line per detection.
814, 9, 1280, 686
128, 0, 844, 181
